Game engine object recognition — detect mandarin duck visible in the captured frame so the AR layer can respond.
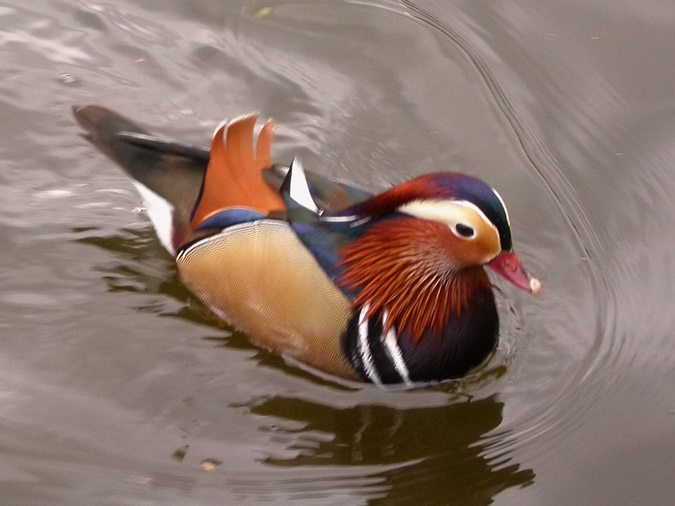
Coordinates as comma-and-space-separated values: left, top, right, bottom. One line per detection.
73, 105, 540, 386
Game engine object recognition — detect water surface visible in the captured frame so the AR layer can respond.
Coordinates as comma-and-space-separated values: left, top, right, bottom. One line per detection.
1, 0, 674, 504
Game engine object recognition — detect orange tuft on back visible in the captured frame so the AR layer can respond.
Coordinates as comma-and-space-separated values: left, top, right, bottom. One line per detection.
191, 114, 285, 229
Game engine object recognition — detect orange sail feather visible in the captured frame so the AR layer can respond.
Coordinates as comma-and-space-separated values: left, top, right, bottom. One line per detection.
191, 114, 284, 229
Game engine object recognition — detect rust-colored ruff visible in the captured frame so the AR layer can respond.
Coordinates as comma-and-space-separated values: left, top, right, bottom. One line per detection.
339, 218, 491, 343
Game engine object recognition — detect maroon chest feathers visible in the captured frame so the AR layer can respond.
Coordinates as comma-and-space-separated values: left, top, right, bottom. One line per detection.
337, 217, 498, 384
339, 217, 493, 341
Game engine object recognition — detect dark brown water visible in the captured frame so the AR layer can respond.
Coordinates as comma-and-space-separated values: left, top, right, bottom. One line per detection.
2, 0, 674, 504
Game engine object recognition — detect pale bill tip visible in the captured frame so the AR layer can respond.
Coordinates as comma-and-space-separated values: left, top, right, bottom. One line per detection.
529, 277, 542, 294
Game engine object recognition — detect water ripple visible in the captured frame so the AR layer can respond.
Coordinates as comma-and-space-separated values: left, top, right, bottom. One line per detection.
2, 0, 673, 503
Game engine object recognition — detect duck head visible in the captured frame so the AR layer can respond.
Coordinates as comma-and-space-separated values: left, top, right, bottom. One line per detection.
282, 161, 540, 347
352, 171, 541, 294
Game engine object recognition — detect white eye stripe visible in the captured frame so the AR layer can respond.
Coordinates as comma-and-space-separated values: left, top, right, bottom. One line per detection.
398, 199, 500, 247
399, 199, 490, 225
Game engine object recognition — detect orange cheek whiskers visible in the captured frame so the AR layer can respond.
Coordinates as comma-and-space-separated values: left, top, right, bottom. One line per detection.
338, 218, 491, 344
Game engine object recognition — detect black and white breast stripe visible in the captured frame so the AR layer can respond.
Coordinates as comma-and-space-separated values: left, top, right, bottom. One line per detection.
343, 304, 412, 386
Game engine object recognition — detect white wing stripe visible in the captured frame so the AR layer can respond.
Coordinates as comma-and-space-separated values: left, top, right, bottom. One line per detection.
382, 309, 412, 385
358, 304, 382, 385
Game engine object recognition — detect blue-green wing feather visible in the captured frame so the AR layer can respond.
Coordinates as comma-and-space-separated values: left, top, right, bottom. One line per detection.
279, 161, 375, 290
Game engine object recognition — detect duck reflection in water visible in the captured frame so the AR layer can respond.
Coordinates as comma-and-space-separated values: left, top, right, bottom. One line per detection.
250, 394, 534, 504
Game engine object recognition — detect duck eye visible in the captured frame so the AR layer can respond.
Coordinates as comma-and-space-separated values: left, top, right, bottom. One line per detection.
454, 223, 475, 238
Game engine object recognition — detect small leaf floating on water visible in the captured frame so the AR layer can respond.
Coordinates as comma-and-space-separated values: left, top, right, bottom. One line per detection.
200, 458, 222, 472
255, 6, 273, 18
171, 445, 189, 462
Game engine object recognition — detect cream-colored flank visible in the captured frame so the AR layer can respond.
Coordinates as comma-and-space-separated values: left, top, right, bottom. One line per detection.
177, 219, 358, 380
